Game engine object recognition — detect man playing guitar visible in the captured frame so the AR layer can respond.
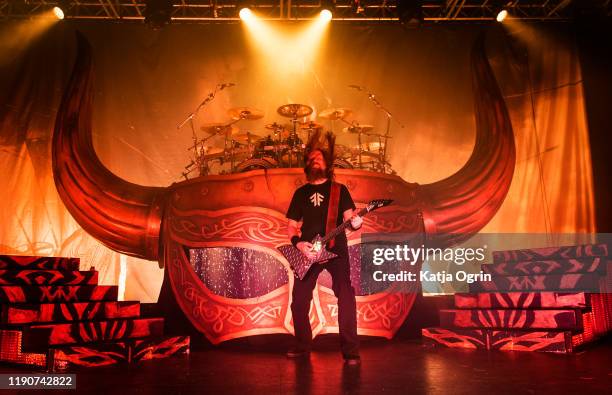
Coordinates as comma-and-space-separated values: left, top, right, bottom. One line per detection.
285, 131, 363, 365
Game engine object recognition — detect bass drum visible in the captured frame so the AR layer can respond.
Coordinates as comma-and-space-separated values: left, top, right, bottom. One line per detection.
333, 158, 353, 169
235, 157, 278, 173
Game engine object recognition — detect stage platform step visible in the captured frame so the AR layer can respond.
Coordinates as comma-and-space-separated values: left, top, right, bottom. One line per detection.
18, 317, 165, 352
0, 301, 141, 324
48, 335, 190, 372
0, 270, 98, 285
468, 272, 603, 292
482, 257, 608, 276
0, 255, 80, 271
439, 308, 581, 330
454, 292, 588, 309
422, 327, 575, 353
0, 254, 189, 371
0, 285, 118, 303
423, 243, 612, 354
492, 244, 608, 264
0, 329, 189, 371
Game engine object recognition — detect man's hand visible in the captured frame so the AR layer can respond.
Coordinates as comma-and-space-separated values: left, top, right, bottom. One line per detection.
297, 241, 317, 259
350, 214, 363, 230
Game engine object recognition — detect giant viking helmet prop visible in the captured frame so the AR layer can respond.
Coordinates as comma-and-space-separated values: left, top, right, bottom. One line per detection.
52, 33, 515, 344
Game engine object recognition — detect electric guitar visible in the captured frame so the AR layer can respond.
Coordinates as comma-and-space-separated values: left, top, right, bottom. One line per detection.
278, 199, 393, 280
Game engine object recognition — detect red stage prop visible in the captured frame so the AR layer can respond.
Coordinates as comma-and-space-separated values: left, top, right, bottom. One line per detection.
454, 292, 589, 309
0, 255, 189, 371
470, 273, 602, 292
0, 285, 118, 303
0, 256, 80, 271
21, 318, 165, 351
0, 270, 99, 285
2, 301, 140, 324
482, 257, 608, 276
423, 244, 612, 353
439, 308, 582, 330
50, 33, 515, 344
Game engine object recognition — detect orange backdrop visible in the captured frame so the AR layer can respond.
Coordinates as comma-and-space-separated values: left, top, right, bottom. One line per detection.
0, 22, 595, 301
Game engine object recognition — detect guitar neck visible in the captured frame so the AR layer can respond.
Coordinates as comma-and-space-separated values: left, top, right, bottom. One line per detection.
321, 207, 369, 244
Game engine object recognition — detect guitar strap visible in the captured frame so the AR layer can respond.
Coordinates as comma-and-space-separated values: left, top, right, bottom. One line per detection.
325, 181, 341, 248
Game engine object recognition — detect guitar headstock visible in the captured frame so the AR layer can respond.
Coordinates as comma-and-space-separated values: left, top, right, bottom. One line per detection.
365, 199, 393, 212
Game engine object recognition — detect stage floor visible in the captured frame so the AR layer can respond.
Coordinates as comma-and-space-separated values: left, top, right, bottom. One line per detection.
1, 336, 610, 394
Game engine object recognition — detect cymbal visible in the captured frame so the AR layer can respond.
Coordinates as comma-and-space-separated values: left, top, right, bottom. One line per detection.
228, 107, 264, 120
264, 122, 286, 130
277, 104, 313, 119
231, 132, 262, 142
205, 147, 223, 155
319, 108, 353, 121
200, 123, 238, 136
188, 143, 225, 154
203, 147, 224, 155
342, 124, 374, 134
300, 121, 323, 130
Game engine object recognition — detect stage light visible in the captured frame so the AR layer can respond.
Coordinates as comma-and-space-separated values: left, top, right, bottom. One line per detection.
491, 1, 510, 22
320, 0, 335, 20
0, 7, 62, 64
52, 6, 65, 20
319, 9, 333, 22
239, 8, 253, 21
237, 0, 254, 20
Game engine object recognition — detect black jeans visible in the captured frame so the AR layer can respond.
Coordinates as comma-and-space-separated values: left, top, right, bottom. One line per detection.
290, 253, 359, 356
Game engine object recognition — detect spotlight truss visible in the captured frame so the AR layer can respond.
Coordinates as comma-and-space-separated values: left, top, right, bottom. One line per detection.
0, 1, 610, 22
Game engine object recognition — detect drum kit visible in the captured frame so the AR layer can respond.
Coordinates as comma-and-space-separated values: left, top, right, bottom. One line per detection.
177, 82, 398, 178
180, 102, 395, 178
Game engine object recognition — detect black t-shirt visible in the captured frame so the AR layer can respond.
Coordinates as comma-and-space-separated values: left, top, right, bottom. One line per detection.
286, 179, 356, 255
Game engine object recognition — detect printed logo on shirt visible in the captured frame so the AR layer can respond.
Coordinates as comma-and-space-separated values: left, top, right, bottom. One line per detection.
309, 192, 324, 207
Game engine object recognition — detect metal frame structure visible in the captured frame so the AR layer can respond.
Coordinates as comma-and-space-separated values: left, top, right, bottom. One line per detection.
0, 1, 610, 22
